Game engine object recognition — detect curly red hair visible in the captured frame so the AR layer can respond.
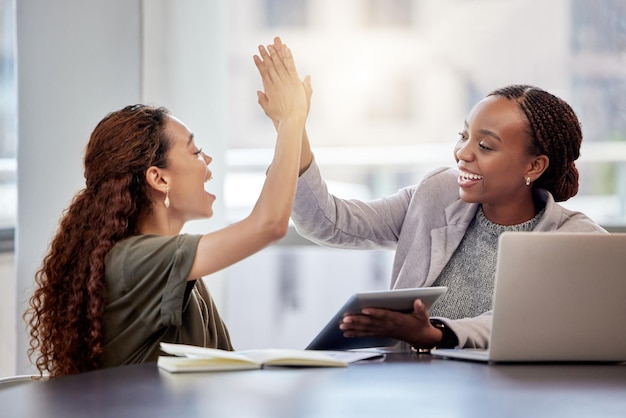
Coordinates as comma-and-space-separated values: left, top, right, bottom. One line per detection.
24, 105, 171, 377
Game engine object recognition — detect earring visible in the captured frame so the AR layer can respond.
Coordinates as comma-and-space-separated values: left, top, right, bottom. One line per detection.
164, 188, 170, 208
525, 177, 531, 186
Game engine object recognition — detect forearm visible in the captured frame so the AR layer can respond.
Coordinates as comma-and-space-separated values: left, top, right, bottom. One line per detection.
299, 128, 313, 176
292, 160, 405, 249
271, 122, 312, 176
251, 116, 305, 234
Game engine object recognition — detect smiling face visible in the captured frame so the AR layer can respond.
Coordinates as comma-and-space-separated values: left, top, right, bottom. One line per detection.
453, 95, 546, 224
161, 115, 215, 222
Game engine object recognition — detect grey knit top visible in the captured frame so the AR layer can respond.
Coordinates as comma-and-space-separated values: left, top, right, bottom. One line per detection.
429, 205, 544, 319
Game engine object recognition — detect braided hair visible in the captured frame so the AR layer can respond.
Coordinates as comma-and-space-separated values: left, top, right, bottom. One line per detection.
488, 85, 582, 202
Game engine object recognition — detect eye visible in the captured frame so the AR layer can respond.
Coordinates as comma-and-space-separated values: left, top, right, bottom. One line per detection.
458, 131, 468, 141
479, 142, 492, 151
193, 148, 203, 158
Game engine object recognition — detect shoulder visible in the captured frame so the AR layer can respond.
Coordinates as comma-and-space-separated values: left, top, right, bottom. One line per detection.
554, 208, 607, 232
403, 167, 460, 202
421, 166, 459, 184
116, 234, 201, 252
106, 234, 202, 272
536, 190, 607, 232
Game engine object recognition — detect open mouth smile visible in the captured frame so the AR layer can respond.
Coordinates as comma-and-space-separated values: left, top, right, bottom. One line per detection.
458, 169, 483, 186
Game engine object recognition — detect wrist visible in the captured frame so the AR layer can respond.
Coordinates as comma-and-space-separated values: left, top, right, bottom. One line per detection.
410, 319, 458, 353
428, 319, 458, 349
277, 113, 307, 126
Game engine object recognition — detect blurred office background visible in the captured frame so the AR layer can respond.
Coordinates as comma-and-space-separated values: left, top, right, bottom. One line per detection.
1, 0, 625, 375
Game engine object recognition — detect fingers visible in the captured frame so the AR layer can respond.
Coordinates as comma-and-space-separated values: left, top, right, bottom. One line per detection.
254, 37, 308, 123
341, 310, 386, 330
303, 75, 313, 116
341, 313, 385, 337
254, 44, 280, 87
303, 75, 313, 97
272, 36, 291, 77
273, 36, 283, 50
255, 38, 300, 84
340, 302, 434, 342
412, 299, 430, 319
276, 45, 296, 77
267, 44, 294, 82
256, 91, 269, 113
253, 55, 269, 94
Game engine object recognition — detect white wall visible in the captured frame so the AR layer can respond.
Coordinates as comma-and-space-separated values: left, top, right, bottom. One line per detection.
15, 0, 142, 375
15, 0, 227, 375
0, 253, 15, 376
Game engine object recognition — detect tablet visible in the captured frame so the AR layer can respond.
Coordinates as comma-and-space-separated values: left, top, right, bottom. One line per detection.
306, 286, 448, 351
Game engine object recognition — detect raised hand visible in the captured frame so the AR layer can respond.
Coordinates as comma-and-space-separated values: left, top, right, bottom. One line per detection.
254, 37, 311, 125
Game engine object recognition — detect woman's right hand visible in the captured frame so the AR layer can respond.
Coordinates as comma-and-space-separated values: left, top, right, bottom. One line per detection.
190, 38, 310, 280
340, 299, 445, 349
254, 37, 311, 126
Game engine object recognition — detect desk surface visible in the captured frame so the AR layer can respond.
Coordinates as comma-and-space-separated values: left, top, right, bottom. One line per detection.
1, 353, 625, 418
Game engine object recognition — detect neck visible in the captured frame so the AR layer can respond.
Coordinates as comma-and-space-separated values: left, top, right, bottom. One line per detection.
138, 207, 184, 236
481, 200, 538, 226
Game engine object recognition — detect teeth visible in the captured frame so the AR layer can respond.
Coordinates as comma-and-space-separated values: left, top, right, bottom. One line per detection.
459, 170, 483, 181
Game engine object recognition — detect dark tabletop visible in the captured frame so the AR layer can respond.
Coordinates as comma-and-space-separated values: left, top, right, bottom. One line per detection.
2, 353, 625, 418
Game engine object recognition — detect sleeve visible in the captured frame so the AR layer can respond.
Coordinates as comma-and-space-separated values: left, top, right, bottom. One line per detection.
106, 234, 202, 331
291, 157, 413, 250
433, 312, 493, 349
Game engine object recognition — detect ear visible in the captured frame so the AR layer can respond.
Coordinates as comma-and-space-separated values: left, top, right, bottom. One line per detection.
526, 155, 549, 182
145, 166, 170, 193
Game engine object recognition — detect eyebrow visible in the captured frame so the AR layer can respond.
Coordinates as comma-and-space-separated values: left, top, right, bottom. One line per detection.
187, 133, 195, 146
463, 120, 502, 142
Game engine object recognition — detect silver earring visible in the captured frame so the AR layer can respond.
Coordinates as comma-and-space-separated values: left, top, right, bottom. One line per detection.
525, 177, 531, 186
164, 189, 170, 208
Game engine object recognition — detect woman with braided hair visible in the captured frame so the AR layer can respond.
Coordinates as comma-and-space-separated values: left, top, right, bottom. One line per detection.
281, 84, 606, 352
25, 37, 311, 377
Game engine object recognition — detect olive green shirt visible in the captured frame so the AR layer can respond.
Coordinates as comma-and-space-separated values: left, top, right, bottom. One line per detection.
101, 234, 233, 367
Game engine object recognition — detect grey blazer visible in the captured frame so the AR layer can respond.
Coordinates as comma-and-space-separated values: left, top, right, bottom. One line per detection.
291, 159, 606, 349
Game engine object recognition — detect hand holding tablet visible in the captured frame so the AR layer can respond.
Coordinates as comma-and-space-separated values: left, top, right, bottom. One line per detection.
306, 287, 447, 351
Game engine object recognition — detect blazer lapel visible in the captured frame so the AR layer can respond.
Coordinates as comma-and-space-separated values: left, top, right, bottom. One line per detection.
424, 202, 478, 285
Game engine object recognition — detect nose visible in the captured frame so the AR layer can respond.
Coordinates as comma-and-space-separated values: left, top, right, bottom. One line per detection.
203, 153, 212, 165
454, 140, 473, 163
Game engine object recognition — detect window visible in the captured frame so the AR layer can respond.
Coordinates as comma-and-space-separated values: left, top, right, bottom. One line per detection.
363, 0, 413, 27
226, 0, 626, 226
569, 0, 626, 222
0, 0, 16, 237
264, 0, 309, 27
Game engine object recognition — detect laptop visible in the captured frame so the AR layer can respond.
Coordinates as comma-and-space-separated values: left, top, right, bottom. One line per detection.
431, 232, 626, 363
306, 287, 447, 350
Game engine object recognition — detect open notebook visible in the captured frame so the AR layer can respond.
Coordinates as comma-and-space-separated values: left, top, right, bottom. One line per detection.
431, 232, 626, 363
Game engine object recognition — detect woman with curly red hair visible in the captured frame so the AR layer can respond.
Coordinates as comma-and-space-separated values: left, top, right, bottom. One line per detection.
24, 38, 311, 377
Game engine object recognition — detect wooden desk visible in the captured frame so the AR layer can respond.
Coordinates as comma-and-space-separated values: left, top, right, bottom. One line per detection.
1, 353, 625, 418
